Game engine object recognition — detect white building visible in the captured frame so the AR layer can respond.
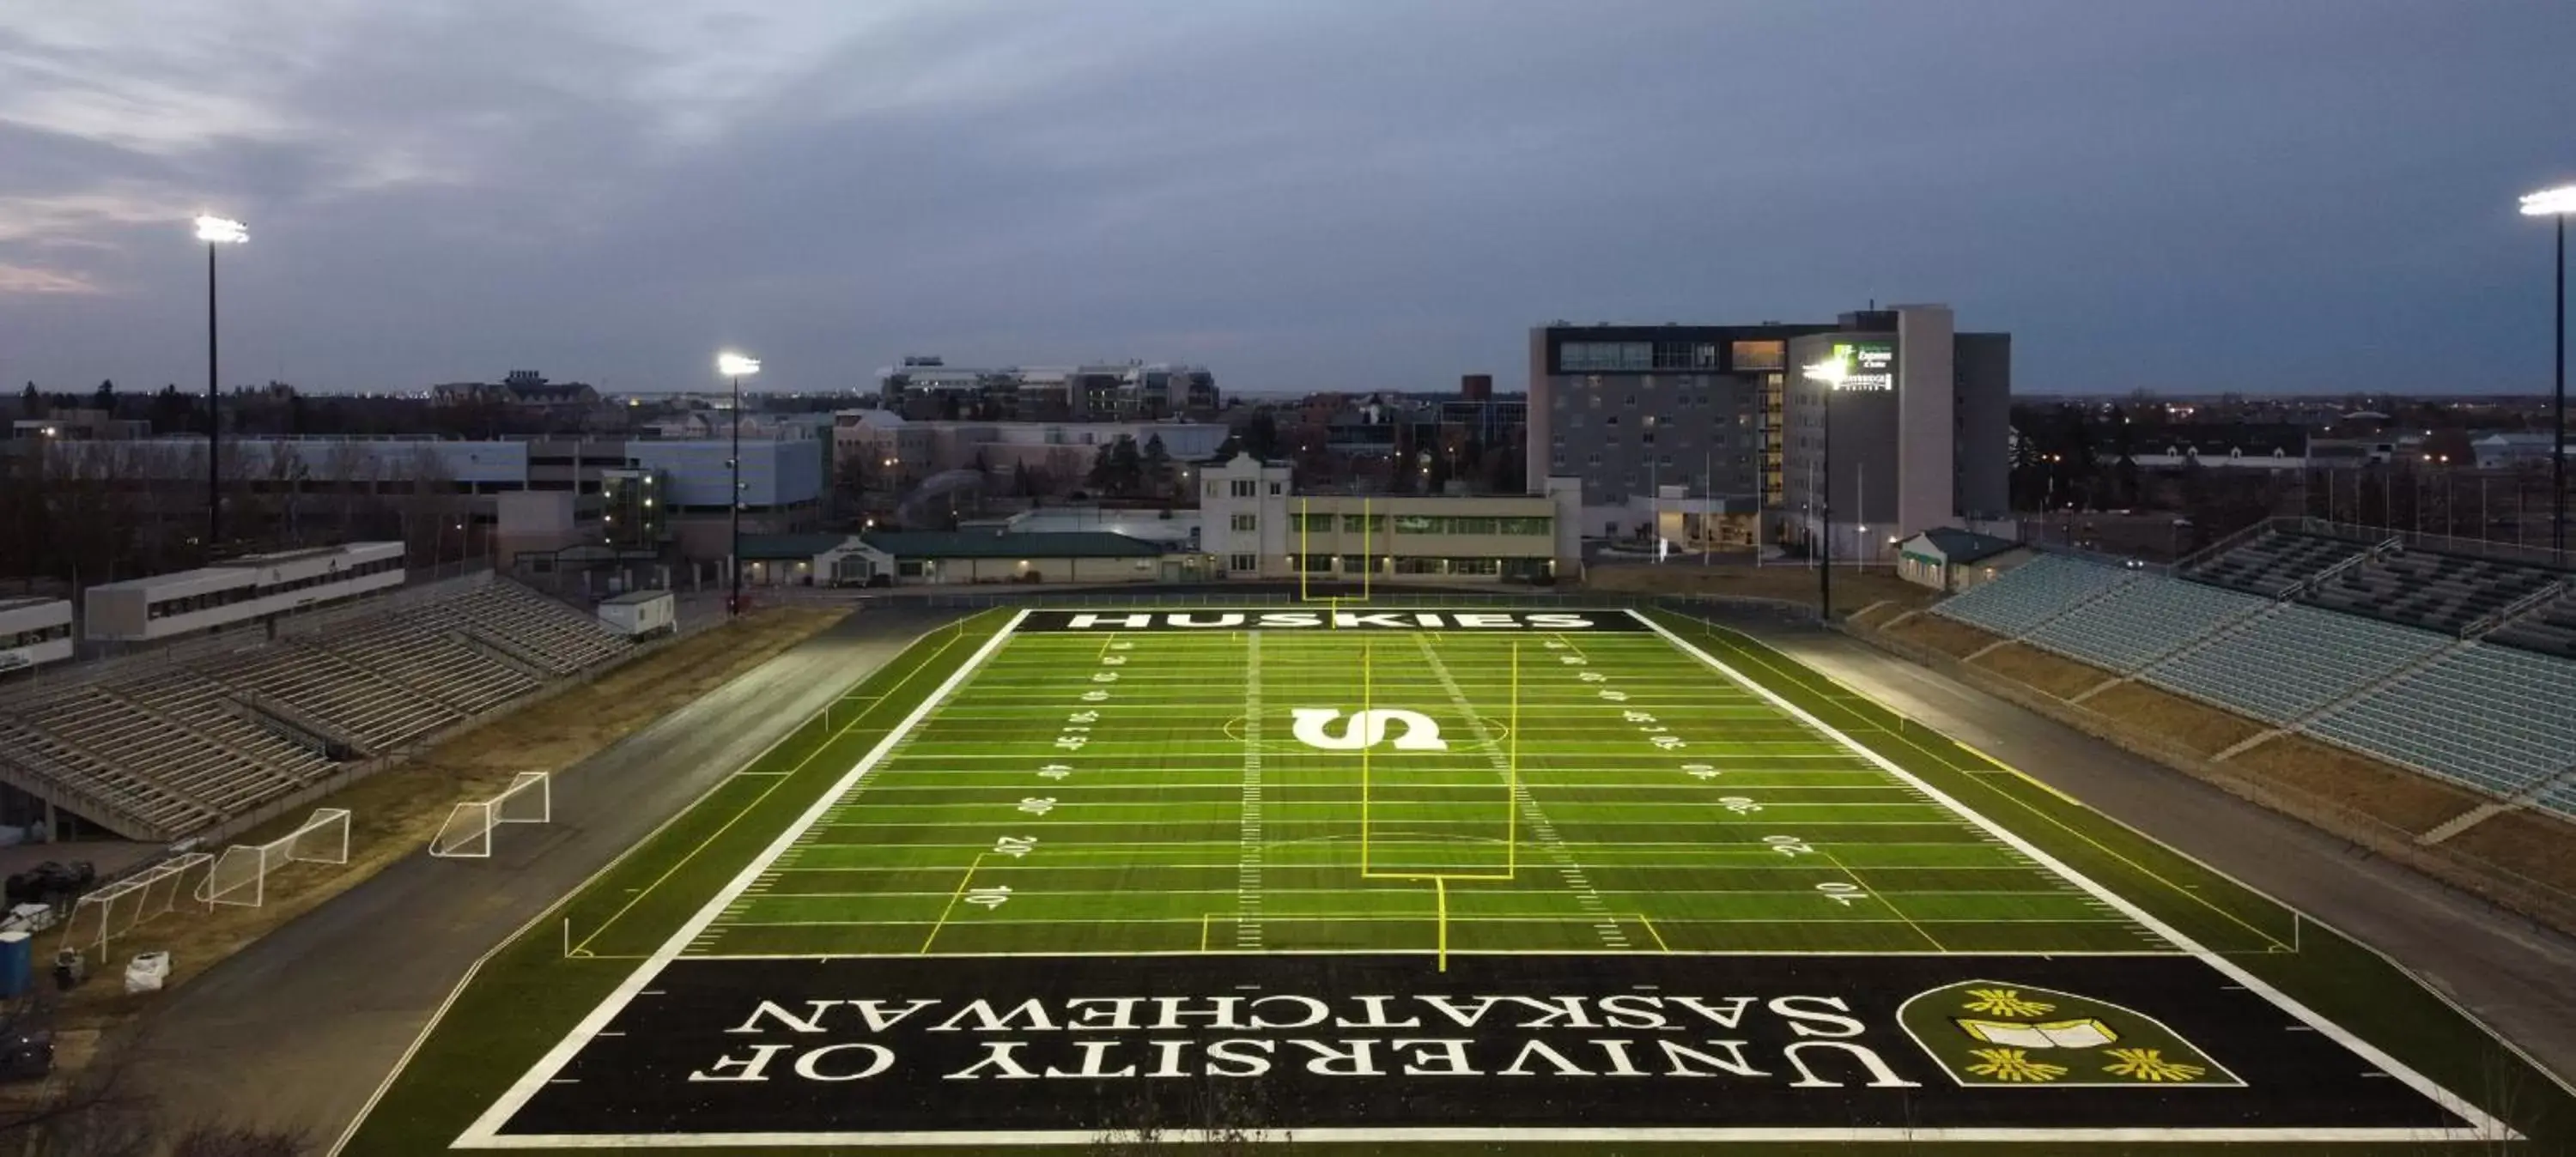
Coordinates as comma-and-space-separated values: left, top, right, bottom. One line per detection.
84, 542, 407, 642
1198, 454, 1581, 582
0, 598, 74, 674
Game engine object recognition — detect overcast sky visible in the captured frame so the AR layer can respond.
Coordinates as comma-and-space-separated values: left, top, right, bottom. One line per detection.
3, 1, 2572, 398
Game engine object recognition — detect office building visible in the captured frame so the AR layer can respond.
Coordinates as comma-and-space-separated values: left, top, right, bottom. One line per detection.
1782, 305, 2012, 558
1528, 307, 2009, 549
878, 357, 1218, 421
1526, 320, 1837, 539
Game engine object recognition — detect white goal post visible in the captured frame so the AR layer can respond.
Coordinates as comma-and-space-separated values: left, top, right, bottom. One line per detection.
195, 809, 353, 908
60, 852, 212, 962
429, 772, 552, 858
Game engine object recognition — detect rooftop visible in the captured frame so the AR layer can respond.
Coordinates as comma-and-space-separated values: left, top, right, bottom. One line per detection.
861, 530, 1168, 560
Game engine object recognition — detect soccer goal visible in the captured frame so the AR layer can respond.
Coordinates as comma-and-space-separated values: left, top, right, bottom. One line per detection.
196, 809, 353, 908
60, 851, 212, 962
428, 772, 552, 858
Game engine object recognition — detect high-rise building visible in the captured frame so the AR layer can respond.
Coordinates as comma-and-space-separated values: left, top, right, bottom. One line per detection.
1525, 320, 1838, 526
1782, 306, 2012, 557
1527, 308, 2008, 549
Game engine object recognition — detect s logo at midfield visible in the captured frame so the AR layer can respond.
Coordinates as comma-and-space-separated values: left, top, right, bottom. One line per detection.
1289, 708, 1449, 752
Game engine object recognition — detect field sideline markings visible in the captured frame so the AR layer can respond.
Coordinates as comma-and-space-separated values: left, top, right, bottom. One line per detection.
566, 629, 969, 958
1631, 609, 2510, 1142
1674, 617, 2297, 954
454, 609, 1036, 1149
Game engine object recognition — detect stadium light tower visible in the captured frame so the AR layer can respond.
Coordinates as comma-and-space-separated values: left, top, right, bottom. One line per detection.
195, 215, 248, 554
1802, 354, 1848, 620
2522, 184, 2576, 556
718, 352, 761, 618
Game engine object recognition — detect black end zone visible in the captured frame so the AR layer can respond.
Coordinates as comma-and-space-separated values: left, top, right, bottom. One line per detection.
488, 953, 2476, 1144
1016, 609, 1649, 633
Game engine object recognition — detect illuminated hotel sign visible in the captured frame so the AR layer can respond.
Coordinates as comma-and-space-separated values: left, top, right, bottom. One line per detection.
1832, 342, 1895, 391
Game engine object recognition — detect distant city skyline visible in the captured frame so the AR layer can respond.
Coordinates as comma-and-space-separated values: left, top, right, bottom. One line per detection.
2, 3, 2571, 398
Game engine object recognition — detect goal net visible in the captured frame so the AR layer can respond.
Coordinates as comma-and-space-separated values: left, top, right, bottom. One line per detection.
196, 809, 353, 908
429, 772, 552, 858
60, 852, 212, 962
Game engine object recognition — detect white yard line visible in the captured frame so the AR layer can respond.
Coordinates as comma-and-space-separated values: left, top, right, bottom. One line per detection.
1236, 631, 1265, 951
1413, 635, 1627, 950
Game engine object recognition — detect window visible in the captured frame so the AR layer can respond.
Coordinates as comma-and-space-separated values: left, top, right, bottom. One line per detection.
1268, 482, 1283, 495
1230, 479, 1257, 498
1227, 554, 1258, 572
1230, 513, 1258, 532
1731, 340, 1785, 372
1340, 514, 1386, 533
1561, 341, 1651, 372
1291, 512, 1334, 531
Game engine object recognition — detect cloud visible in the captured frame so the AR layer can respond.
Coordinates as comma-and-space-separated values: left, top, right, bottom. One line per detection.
2, 0, 2573, 395
0, 264, 104, 295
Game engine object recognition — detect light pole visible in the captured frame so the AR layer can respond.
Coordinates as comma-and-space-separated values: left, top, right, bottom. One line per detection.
1802, 356, 1849, 619
194, 215, 247, 554
2524, 185, 2575, 557
717, 353, 761, 618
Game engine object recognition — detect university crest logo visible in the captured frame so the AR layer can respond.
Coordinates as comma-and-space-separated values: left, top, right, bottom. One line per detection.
1896, 979, 2242, 1088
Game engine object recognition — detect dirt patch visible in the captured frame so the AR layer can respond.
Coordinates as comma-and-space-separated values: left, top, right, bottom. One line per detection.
52, 607, 846, 1027
1584, 563, 1929, 616
2084, 682, 2268, 757
2445, 809, 2576, 899
1882, 614, 2002, 658
1971, 643, 2112, 700
2224, 736, 2482, 835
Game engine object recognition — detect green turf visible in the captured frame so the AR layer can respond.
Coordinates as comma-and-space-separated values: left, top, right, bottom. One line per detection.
338, 605, 2576, 1155
691, 626, 2165, 961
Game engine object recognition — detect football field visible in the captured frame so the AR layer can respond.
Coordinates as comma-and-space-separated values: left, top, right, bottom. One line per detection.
688, 615, 2166, 960
357, 606, 2565, 1152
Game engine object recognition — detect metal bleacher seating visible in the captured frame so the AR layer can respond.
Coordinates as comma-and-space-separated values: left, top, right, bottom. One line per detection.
2182, 530, 2367, 596
2139, 604, 2451, 724
2306, 549, 2565, 636
0, 577, 636, 841
1929, 554, 2134, 637
201, 642, 465, 755
2477, 588, 2576, 659
320, 610, 540, 715
2021, 574, 2271, 675
440, 584, 633, 675
2309, 645, 2576, 814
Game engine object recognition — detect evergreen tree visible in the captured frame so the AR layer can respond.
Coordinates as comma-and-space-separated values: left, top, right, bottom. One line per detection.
18, 383, 39, 419
1139, 433, 1171, 495
1243, 409, 1282, 460
1106, 435, 1145, 496
92, 379, 115, 413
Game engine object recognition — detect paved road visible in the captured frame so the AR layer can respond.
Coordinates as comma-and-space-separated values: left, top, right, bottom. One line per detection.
118, 607, 961, 1145
1760, 625, 2576, 1085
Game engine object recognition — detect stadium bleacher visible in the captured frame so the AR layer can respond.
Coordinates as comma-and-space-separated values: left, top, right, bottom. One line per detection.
1924, 530, 2576, 822
1927, 553, 2136, 637
2021, 575, 2272, 675
2306, 549, 2565, 636
2142, 604, 2452, 724
2483, 588, 2576, 658
2182, 529, 2370, 596
2310, 645, 2576, 814
0, 578, 635, 841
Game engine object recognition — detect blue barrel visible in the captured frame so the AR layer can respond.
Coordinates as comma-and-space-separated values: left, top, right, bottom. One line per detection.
0, 931, 31, 998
